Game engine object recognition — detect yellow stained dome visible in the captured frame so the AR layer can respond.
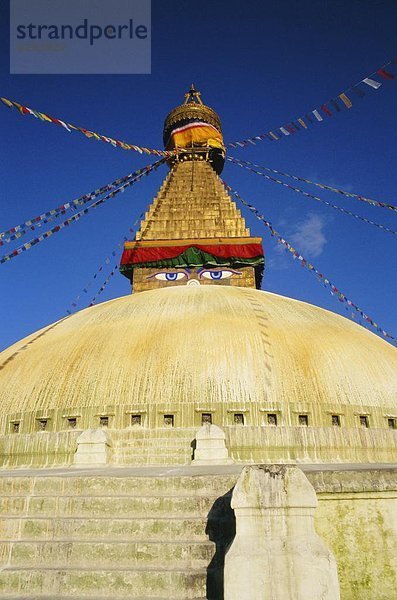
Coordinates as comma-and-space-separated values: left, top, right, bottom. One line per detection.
0, 285, 396, 424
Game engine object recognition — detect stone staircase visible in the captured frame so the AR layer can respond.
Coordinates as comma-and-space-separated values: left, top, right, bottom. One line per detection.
0, 470, 237, 599
112, 429, 197, 465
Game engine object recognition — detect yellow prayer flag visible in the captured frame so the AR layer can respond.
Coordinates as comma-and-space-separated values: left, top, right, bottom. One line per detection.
1, 97, 14, 108
269, 131, 278, 140
298, 118, 307, 129
40, 113, 52, 122
339, 93, 352, 109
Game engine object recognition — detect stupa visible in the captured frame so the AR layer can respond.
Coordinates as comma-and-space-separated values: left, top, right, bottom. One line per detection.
0, 87, 396, 600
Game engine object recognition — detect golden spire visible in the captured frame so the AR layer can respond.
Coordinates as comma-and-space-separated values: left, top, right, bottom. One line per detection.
120, 88, 265, 292
183, 83, 203, 105
135, 160, 250, 241
163, 85, 225, 173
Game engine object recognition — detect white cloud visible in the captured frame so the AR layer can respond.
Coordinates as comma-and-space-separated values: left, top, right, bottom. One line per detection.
290, 213, 327, 258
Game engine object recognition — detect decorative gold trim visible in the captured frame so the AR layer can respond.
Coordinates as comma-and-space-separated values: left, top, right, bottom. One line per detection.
164, 104, 222, 135
124, 237, 263, 249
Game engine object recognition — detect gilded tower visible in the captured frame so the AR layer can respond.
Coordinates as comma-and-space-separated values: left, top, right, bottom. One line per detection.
120, 86, 265, 292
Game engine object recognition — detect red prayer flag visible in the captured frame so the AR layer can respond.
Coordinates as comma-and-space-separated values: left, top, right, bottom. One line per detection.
321, 104, 332, 116
377, 68, 395, 80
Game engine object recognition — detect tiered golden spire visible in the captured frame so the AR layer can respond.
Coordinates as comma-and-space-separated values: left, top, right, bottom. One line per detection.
120, 87, 264, 292
135, 160, 250, 241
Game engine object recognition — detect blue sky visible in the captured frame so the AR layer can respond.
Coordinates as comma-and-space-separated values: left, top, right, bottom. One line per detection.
1, 0, 397, 350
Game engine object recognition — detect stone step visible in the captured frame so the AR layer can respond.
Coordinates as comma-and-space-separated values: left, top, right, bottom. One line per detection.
0, 516, 211, 542
114, 458, 191, 466
116, 439, 194, 448
114, 454, 193, 462
0, 494, 220, 518
0, 597, 207, 600
115, 430, 196, 439
114, 453, 192, 460
118, 437, 193, 445
114, 449, 191, 456
0, 540, 215, 569
112, 428, 197, 439
0, 567, 213, 598
114, 449, 192, 458
0, 474, 236, 497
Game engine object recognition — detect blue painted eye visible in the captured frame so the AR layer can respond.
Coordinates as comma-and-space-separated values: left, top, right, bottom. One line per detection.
147, 272, 187, 281
200, 269, 241, 280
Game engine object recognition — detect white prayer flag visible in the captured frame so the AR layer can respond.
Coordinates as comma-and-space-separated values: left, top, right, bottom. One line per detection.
280, 127, 290, 136
363, 77, 382, 89
58, 120, 72, 132
312, 110, 323, 122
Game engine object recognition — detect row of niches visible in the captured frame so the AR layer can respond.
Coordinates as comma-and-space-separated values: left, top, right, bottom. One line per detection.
5, 410, 397, 434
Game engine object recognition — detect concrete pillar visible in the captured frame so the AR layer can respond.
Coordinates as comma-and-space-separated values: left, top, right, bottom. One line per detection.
74, 429, 111, 466
224, 465, 340, 600
192, 424, 234, 465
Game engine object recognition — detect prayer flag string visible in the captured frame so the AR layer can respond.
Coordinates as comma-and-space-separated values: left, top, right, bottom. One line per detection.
227, 157, 397, 213
228, 157, 397, 236
0, 159, 165, 265
66, 213, 145, 315
226, 58, 396, 148
66, 249, 123, 314
88, 265, 119, 307
223, 181, 397, 345
0, 165, 161, 246
0, 96, 172, 157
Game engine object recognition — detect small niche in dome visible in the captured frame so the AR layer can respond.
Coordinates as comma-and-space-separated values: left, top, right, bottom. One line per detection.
359, 415, 369, 428
234, 413, 245, 426
267, 413, 277, 426
37, 418, 48, 431
164, 414, 174, 427
201, 413, 212, 425
298, 414, 308, 426
332, 415, 341, 427
388, 418, 396, 429
131, 414, 142, 427
11, 421, 20, 434
67, 418, 77, 429
99, 416, 109, 428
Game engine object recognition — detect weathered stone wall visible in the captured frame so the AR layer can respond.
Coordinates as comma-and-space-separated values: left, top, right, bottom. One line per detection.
1, 425, 396, 468
1, 398, 396, 436
310, 470, 397, 600
0, 467, 395, 599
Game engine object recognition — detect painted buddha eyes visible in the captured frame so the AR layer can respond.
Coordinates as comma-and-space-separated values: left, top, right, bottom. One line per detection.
147, 269, 242, 281
200, 270, 239, 280
151, 272, 187, 281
